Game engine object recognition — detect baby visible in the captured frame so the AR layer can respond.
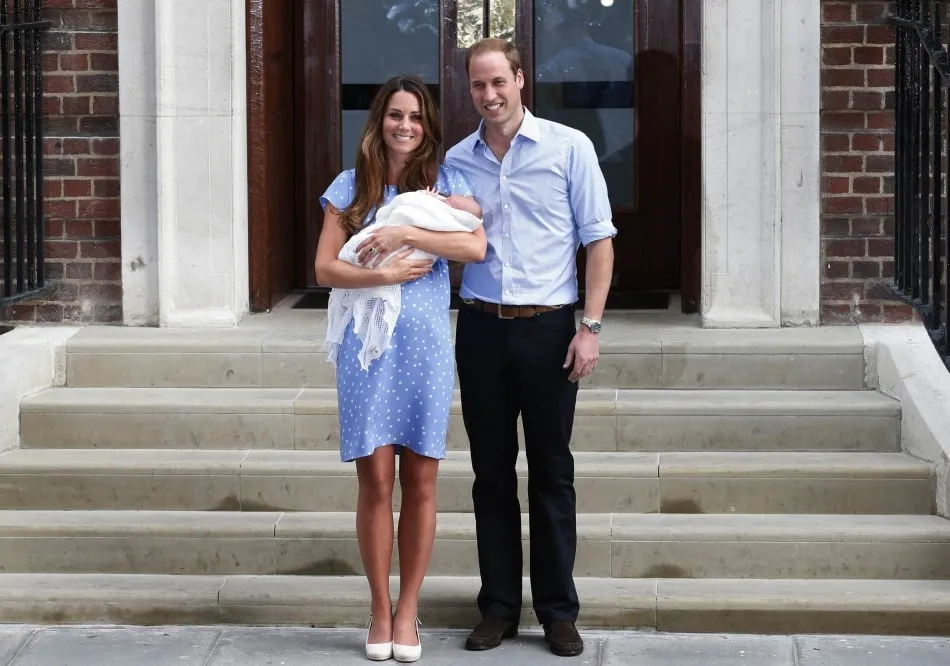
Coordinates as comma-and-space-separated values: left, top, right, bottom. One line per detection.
351, 188, 482, 270
327, 188, 484, 370
425, 186, 482, 218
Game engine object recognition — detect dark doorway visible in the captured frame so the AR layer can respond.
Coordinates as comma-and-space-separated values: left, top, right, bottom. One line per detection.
248, 0, 701, 313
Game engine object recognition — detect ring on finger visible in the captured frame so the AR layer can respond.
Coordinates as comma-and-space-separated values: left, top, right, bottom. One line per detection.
369, 247, 379, 255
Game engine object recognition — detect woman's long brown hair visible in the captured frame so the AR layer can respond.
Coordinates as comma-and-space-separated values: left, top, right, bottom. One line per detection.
339, 75, 442, 235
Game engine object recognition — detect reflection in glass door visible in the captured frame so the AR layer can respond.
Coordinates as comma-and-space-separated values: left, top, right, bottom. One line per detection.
340, 1, 518, 168
340, 1, 440, 169
308, 1, 683, 300
534, 1, 635, 207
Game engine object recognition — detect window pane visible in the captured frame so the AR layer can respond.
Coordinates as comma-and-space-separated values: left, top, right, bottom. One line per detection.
340, 1, 439, 168
534, 0, 635, 206
490, 0, 515, 42
457, 0, 484, 49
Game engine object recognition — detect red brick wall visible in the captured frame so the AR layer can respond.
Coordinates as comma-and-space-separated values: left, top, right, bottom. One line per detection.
821, 0, 916, 323
0, 0, 119, 325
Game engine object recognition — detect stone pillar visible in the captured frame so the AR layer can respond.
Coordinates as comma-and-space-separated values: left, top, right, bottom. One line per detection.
701, 0, 820, 327
119, 0, 159, 326
155, 0, 248, 327
120, 0, 249, 328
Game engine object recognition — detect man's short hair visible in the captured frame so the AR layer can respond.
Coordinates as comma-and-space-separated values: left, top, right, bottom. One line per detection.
466, 38, 522, 78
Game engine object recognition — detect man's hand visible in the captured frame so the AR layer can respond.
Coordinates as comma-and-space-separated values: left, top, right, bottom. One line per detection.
563, 326, 599, 382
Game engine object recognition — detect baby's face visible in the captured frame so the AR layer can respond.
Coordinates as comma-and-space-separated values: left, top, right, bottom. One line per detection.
443, 195, 466, 210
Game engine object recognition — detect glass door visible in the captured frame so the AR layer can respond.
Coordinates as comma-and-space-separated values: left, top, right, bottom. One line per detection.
300, 0, 684, 303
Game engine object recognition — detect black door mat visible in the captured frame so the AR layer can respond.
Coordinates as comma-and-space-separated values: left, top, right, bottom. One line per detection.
292, 291, 331, 309
293, 290, 670, 311
601, 291, 670, 310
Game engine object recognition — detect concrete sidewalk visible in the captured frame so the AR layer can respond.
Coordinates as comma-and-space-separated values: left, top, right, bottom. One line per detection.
1, 626, 949, 665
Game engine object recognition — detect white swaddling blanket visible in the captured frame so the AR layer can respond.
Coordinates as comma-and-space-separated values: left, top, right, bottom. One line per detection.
326, 190, 482, 371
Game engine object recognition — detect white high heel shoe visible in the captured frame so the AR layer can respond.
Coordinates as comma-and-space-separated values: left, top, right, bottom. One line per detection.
364, 616, 393, 661
393, 617, 422, 663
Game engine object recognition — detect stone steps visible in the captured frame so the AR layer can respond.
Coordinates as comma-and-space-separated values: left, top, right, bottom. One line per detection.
61, 324, 867, 390
0, 449, 933, 514
1, 511, 948, 579
2, 573, 950, 634
18, 388, 901, 452
9, 320, 947, 634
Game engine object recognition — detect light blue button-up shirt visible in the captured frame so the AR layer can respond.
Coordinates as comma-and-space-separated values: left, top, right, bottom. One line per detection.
445, 109, 617, 306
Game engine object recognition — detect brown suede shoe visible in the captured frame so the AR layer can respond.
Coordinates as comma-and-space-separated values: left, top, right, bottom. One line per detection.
544, 620, 584, 657
464, 616, 519, 651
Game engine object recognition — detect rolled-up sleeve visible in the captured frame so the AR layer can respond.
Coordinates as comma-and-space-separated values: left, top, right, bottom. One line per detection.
567, 134, 617, 247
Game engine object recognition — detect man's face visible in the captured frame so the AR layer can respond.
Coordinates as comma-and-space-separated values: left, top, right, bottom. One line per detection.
468, 51, 524, 127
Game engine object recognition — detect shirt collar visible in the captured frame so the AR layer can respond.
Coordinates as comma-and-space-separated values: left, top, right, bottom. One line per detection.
473, 107, 540, 151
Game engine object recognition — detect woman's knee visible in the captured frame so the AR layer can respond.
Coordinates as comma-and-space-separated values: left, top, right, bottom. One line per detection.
399, 451, 439, 504
356, 449, 396, 503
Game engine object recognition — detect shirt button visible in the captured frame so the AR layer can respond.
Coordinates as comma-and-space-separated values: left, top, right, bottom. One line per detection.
502, 176, 508, 181
503, 233, 510, 238
505, 262, 511, 268
503, 204, 509, 209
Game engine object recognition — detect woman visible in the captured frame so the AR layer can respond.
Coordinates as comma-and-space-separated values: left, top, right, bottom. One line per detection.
314, 75, 485, 662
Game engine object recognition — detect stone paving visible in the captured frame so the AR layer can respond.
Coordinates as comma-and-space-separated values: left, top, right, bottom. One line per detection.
1, 626, 949, 665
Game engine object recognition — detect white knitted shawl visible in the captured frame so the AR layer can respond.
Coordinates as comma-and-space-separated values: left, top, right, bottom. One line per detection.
326, 190, 482, 371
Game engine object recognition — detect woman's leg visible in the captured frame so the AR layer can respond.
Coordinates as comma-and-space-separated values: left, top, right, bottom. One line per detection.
393, 448, 440, 645
355, 445, 397, 643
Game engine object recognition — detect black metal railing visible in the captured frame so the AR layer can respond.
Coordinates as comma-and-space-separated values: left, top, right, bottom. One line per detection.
890, 0, 950, 367
0, 0, 48, 309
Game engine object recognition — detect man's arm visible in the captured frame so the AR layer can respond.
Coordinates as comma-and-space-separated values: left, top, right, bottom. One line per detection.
563, 132, 617, 382
582, 238, 614, 322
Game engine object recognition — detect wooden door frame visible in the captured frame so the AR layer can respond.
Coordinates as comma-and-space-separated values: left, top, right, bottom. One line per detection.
246, 0, 702, 313
680, 0, 701, 313
297, 0, 340, 291
246, 0, 269, 311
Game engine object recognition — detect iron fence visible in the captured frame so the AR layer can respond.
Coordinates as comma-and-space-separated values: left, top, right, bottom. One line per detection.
0, 0, 48, 309
890, 0, 950, 367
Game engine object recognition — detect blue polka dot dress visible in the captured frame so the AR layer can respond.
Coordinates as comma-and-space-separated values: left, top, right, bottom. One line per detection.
320, 166, 475, 462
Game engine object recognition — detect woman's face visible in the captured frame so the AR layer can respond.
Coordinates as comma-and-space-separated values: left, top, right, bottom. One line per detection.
381, 90, 426, 160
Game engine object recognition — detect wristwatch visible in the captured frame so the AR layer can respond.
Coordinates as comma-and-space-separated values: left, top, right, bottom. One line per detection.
580, 317, 602, 334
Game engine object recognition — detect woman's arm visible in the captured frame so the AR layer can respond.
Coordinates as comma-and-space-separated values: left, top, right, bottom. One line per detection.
405, 225, 487, 263
314, 206, 433, 288
356, 224, 487, 265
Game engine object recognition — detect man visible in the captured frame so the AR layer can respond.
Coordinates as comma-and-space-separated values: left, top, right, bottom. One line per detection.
445, 38, 616, 658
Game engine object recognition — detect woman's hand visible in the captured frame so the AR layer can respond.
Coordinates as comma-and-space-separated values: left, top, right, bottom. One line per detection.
356, 226, 412, 266
380, 248, 433, 285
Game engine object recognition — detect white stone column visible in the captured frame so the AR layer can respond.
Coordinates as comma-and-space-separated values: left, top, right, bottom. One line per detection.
119, 0, 248, 327
701, 0, 820, 327
154, 0, 248, 327
118, 0, 159, 326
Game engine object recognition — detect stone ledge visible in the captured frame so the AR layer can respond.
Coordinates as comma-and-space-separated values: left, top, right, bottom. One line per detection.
0, 449, 927, 480
20, 388, 898, 418
861, 324, 950, 517
0, 450, 931, 515
0, 327, 79, 453
2, 574, 950, 634
0, 509, 948, 544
